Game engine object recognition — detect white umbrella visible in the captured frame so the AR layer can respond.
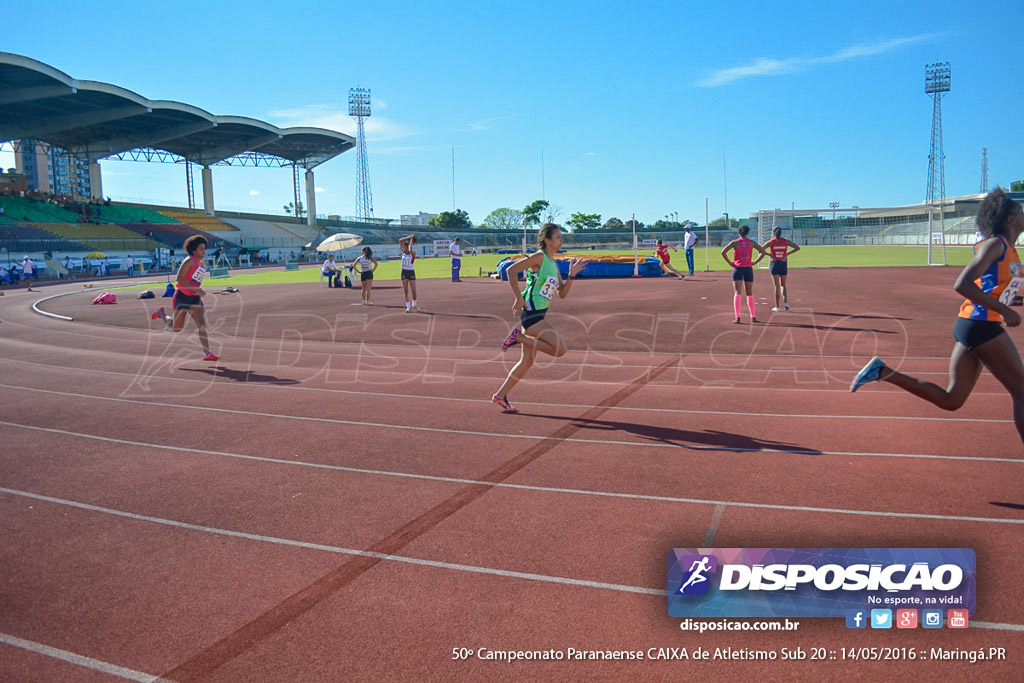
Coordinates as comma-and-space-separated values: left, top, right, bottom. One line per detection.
316, 233, 363, 252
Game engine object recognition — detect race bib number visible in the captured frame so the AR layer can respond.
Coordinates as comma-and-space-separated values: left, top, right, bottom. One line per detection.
192, 266, 207, 285
538, 276, 559, 301
999, 276, 1024, 306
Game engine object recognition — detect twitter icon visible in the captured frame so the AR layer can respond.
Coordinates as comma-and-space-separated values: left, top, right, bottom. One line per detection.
870, 609, 892, 629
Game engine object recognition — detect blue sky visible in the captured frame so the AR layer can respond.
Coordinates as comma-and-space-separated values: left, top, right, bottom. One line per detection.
3, 1, 1022, 226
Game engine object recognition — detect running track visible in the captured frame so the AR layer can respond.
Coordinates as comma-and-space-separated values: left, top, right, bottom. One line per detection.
1, 268, 1021, 681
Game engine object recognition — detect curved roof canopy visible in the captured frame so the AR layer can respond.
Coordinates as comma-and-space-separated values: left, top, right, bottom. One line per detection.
0, 52, 354, 168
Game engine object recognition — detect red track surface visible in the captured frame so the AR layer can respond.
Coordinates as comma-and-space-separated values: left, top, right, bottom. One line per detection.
1, 268, 1022, 681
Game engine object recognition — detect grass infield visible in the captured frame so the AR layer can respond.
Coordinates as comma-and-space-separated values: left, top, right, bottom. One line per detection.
115, 245, 976, 290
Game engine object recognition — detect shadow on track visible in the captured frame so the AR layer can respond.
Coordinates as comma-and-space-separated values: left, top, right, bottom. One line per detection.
517, 413, 821, 454
179, 366, 301, 385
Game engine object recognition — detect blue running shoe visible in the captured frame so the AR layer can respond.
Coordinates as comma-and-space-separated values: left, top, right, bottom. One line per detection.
850, 356, 886, 392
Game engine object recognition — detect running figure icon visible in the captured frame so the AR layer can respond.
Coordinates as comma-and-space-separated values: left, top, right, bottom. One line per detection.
678, 556, 713, 593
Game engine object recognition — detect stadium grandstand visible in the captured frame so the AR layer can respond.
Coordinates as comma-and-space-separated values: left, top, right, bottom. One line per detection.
0, 50, 358, 274
748, 193, 1022, 248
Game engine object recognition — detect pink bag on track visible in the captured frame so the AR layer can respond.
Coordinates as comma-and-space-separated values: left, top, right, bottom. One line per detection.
91, 292, 117, 304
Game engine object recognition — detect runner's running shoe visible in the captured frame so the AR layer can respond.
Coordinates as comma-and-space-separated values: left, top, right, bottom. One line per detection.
491, 394, 517, 413
502, 328, 520, 351
850, 356, 886, 392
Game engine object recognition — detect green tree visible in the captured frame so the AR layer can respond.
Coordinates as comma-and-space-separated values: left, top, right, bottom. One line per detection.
429, 209, 472, 231
709, 217, 740, 229
283, 201, 306, 217
522, 200, 549, 228
624, 219, 645, 231
601, 217, 625, 230
1011, 180, 1024, 192
482, 207, 524, 230
567, 212, 601, 231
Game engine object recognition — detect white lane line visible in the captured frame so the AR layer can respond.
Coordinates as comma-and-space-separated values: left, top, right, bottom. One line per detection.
0, 632, 158, 682
29, 290, 78, 321
3, 421, 1023, 525
2, 488, 1021, 633
0, 356, 1010, 423
971, 621, 1024, 632
702, 504, 727, 547
0, 337, 965, 379
0, 487, 661, 596
0, 318, 967, 366
1, 384, 1020, 463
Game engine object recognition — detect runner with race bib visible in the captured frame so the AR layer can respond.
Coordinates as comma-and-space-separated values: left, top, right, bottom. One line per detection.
492, 223, 588, 413
762, 226, 801, 312
851, 188, 1024, 445
149, 235, 219, 361
721, 224, 768, 324
399, 234, 422, 313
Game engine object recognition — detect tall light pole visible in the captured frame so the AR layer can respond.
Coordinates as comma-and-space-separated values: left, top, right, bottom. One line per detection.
925, 61, 951, 265
829, 201, 839, 221
349, 87, 373, 219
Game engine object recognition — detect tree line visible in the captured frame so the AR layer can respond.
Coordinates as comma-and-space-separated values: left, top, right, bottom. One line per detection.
424, 199, 736, 232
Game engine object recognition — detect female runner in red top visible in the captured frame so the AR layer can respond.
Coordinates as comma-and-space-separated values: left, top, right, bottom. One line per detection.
150, 235, 218, 361
721, 225, 767, 323
762, 227, 800, 312
655, 239, 686, 280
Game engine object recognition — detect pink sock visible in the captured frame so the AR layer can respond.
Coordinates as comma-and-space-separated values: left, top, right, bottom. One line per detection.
746, 295, 756, 318
733, 294, 741, 318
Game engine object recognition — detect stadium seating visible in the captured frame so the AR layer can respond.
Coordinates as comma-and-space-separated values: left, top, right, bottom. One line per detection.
158, 210, 239, 231
0, 224, 89, 252
94, 204, 180, 224
29, 223, 163, 251
118, 222, 229, 250
216, 217, 315, 247
0, 196, 80, 223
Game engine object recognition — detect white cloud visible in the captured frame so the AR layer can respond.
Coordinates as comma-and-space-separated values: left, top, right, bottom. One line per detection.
314, 186, 327, 193
248, 190, 260, 196
466, 115, 511, 132
371, 145, 434, 156
267, 104, 415, 142
698, 35, 936, 87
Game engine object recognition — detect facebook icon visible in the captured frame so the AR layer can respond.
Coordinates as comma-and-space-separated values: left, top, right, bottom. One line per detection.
845, 609, 867, 629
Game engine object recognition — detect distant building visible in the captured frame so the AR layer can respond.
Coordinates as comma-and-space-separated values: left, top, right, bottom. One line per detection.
15, 139, 91, 197
400, 212, 437, 227
0, 169, 28, 195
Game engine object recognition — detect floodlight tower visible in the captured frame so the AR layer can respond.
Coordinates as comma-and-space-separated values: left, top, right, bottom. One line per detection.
349, 87, 373, 219
925, 62, 951, 265
980, 147, 988, 194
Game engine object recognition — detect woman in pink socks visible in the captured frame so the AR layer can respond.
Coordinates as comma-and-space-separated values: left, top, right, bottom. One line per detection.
721, 225, 767, 323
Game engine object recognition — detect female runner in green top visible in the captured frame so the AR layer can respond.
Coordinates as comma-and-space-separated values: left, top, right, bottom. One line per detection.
492, 223, 588, 412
